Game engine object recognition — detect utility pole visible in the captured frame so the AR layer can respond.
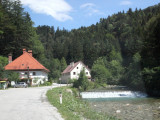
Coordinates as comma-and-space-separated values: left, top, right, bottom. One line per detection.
27, 66, 30, 86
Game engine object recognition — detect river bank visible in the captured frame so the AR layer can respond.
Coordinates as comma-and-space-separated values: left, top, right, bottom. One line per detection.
81, 86, 160, 120
47, 86, 117, 120
86, 97, 160, 120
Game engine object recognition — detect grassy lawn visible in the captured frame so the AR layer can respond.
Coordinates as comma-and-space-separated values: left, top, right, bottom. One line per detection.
47, 86, 118, 120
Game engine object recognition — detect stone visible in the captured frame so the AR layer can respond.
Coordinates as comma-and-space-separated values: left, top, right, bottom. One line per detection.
66, 89, 73, 95
116, 110, 121, 113
126, 103, 130, 106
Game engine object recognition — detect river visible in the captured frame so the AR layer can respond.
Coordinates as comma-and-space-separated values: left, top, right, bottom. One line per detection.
81, 89, 160, 120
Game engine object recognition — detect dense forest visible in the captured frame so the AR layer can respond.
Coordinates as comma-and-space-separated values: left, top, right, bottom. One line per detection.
0, 0, 160, 96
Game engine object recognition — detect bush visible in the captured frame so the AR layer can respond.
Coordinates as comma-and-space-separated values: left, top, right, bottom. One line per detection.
73, 69, 89, 91
42, 81, 52, 86
68, 78, 76, 84
87, 81, 95, 90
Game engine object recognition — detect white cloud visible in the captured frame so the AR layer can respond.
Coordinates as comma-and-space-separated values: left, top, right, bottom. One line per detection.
80, 3, 104, 16
80, 3, 95, 9
120, 1, 132, 5
20, 0, 73, 22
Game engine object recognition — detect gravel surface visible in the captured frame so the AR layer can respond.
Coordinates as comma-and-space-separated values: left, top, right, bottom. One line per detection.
0, 85, 64, 120
88, 98, 160, 120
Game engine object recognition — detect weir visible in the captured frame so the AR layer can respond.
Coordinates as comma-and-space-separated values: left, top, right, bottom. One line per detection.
81, 91, 147, 98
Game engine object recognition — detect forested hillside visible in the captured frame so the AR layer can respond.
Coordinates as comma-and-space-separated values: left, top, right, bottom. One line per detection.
0, 0, 45, 61
36, 4, 160, 96
0, 0, 160, 96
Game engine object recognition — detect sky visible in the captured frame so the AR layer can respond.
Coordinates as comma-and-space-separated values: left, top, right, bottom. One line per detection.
20, 0, 160, 30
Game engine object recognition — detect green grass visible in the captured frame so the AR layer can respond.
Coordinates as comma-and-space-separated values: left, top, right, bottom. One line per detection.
47, 86, 118, 120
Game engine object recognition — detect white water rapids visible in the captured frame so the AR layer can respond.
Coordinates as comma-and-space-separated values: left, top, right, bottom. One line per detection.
81, 91, 147, 98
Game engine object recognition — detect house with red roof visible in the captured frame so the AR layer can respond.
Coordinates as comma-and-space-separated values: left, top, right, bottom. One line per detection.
5, 49, 49, 86
61, 61, 91, 83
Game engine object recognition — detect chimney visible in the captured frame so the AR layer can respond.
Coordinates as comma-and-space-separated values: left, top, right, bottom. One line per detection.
28, 50, 32, 56
8, 53, 12, 63
70, 62, 74, 67
23, 48, 26, 54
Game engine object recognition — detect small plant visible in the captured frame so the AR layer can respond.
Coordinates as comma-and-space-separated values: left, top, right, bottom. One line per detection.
68, 78, 76, 84
42, 81, 51, 86
73, 68, 89, 91
33, 77, 39, 84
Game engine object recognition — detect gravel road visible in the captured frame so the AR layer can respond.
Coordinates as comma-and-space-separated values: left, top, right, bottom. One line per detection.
0, 85, 64, 120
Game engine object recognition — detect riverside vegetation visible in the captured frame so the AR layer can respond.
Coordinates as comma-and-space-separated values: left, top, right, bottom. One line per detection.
47, 86, 118, 120
0, 0, 160, 96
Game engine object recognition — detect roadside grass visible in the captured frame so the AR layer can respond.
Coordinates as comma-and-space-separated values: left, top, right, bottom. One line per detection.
47, 86, 118, 120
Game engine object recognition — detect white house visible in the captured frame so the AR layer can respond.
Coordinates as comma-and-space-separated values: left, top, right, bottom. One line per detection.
5, 49, 49, 86
61, 61, 91, 83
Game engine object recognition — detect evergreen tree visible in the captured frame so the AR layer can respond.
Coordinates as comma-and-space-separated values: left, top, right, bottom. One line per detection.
60, 57, 67, 72
73, 68, 89, 91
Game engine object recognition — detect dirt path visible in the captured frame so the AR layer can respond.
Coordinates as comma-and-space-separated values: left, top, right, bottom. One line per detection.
0, 85, 64, 120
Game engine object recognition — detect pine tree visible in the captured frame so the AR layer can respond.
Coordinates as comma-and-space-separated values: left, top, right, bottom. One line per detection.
60, 57, 67, 72
76, 68, 89, 91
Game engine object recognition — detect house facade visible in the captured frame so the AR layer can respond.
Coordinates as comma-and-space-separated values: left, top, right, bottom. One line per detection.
61, 61, 91, 83
5, 49, 49, 86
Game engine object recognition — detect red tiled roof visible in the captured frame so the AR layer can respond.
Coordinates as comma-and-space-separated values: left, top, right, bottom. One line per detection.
0, 78, 8, 81
5, 52, 49, 72
62, 61, 90, 74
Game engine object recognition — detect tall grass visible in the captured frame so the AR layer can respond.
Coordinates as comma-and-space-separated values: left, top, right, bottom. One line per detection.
47, 86, 118, 120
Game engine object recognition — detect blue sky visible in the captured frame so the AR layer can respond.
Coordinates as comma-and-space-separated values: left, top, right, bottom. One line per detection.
21, 0, 160, 30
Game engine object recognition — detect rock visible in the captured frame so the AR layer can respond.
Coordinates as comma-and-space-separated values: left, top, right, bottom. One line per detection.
116, 110, 121, 113
94, 105, 96, 107
126, 103, 130, 106
66, 89, 73, 95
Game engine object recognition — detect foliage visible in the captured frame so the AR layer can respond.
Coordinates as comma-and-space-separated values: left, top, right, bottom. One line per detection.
33, 77, 39, 84
42, 81, 52, 86
36, 4, 160, 96
142, 67, 160, 96
141, 13, 160, 96
73, 69, 89, 91
91, 57, 111, 85
0, 56, 8, 66
120, 53, 145, 90
0, 0, 45, 60
60, 57, 67, 72
47, 87, 117, 120
47, 58, 61, 80
0, 56, 8, 79
0, 64, 5, 78
109, 60, 124, 84
7, 71, 19, 82
68, 78, 76, 84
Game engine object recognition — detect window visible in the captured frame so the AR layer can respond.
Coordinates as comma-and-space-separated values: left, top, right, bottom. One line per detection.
73, 72, 76, 75
33, 72, 36, 75
25, 72, 27, 75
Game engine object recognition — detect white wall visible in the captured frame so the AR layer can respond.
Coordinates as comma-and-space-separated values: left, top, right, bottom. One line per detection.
61, 62, 91, 83
70, 62, 91, 79
17, 71, 48, 85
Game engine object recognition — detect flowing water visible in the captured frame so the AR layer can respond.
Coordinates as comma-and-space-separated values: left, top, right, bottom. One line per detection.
81, 88, 160, 120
